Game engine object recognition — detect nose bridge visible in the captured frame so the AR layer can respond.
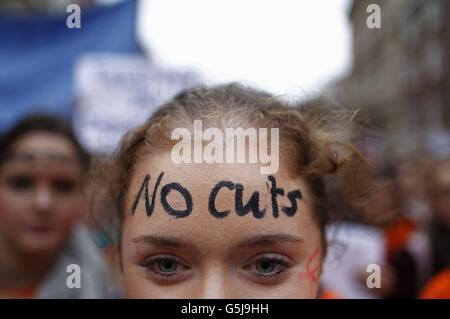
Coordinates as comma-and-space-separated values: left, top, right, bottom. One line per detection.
33, 182, 54, 211
196, 261, 229, 299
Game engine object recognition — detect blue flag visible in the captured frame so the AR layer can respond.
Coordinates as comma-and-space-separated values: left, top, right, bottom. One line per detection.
0, 0, 141, 132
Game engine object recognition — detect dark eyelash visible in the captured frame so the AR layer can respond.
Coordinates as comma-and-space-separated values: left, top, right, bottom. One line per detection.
139, 256, 170, 267
261, 257, 290, 267
140, 256, 188, 277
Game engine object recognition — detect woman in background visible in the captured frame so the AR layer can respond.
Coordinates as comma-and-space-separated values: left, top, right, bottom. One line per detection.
0, 114, 107, 298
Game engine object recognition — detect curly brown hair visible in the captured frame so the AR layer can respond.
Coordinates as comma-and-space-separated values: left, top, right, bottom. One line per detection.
92, 83, 386, 252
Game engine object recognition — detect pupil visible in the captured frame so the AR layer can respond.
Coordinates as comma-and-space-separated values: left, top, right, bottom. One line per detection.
159, 260, 176, 272
257, 260, 275, 273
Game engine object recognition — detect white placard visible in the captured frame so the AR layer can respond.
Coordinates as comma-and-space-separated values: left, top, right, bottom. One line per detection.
73, 53, 200, 153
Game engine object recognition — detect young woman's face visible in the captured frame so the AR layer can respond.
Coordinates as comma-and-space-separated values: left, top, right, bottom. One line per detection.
121, 151, 323, 298
0, 132, 84, 256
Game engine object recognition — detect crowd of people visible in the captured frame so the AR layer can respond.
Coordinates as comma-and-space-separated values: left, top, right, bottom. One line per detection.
0, 83, 448, 298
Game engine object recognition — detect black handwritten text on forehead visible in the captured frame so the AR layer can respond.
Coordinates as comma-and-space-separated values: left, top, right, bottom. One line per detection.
131, 172, 302, 219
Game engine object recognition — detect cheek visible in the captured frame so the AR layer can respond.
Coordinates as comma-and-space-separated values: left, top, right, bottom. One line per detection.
297, 247, 322, 296
53, 194, 83, 228
123, 277, 183, 299
122, 260, 165, 299
0, 191, 25, 226
122, 271, 150, 298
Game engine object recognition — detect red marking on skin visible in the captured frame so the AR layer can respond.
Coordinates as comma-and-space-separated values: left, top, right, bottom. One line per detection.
299, 247, 321, 284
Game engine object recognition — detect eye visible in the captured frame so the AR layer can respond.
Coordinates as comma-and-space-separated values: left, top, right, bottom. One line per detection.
139, 255, 191, 284
6, 175, 34, 192
244, 253, 292, 281
52, 178, 77, 194
153, 258, 179, 274
255, 259, 279, 274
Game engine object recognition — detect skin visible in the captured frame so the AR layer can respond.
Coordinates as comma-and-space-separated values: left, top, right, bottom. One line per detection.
0, 132, 84, 290
121, 151, 323, 298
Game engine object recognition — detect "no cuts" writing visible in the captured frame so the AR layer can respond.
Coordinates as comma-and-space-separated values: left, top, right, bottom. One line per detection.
131, 172, 303, 219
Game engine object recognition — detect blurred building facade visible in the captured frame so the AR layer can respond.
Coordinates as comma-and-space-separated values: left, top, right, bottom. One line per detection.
333, 0, 450, 156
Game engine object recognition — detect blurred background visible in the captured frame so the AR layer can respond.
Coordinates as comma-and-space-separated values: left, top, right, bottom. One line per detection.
0, 0, 449, 299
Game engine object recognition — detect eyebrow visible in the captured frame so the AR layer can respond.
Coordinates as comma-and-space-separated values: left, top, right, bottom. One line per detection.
236, 234, 304, 248
131, 235, 192, 249
131, 233, 304, 252
4, 152, 79, 166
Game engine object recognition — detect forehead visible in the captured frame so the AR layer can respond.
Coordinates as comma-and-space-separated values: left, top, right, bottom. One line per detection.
123, 151, 321, 251
11, 131, 76, 154
0, 132, 81, 174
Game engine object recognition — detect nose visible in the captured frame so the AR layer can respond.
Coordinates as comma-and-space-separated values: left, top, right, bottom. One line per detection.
195, 264, 228, 299
32, 185, 54, 213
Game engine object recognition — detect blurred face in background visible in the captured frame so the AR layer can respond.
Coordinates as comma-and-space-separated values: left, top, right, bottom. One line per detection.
429, 160, 450, 227
397, 162, 425, 197
372, 178, 398, 220
120, 151, 323, 299
0, 131, 84, 257
396, 160, 432, 226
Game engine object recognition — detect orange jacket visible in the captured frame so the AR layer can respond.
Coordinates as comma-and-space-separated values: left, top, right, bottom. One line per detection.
384, 217, 416, 262
420, 269, 450, 299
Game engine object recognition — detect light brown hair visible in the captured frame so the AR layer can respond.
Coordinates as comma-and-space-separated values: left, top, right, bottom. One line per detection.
93, 83, 385, 251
